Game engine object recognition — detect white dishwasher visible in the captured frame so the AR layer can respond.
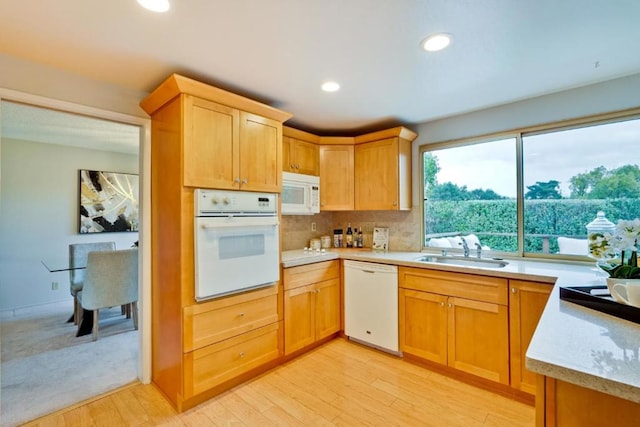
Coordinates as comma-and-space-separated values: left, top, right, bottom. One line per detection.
344, 260, 399, 353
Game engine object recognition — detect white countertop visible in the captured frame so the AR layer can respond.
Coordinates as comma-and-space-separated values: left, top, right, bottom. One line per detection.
281, 248, 640, 403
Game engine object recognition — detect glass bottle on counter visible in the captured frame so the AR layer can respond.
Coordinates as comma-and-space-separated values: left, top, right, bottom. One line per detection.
346, 223, 353, 248
357, 227, 364, 248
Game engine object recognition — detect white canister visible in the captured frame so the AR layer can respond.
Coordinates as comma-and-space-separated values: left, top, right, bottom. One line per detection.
320, 235, 331, 249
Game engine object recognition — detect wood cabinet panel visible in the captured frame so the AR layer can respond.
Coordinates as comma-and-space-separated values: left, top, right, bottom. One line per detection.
399, 267, 509, 386
283, 284, 316, 354
355, 137, 399, 210
539, 377, 640, 427
283, 260, 340, 290
184, 96, 239, 189
184, 323, 279, 398
183, 286, 278, 352
319, 145, 354, 211
399, 288, 448, 364
448, 297, 509, 384
509, 280, 552, 394
284, 136, 319, 175
239, 111, 282, 192
399, 267, 508, 305
283, 261, 341, 355
314, 278, 341, 341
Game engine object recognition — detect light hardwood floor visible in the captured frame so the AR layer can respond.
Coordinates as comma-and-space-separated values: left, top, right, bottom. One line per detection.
26, 339, 534, 426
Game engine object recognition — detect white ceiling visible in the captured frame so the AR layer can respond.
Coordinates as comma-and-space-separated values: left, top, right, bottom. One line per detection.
1, 0, 640, 139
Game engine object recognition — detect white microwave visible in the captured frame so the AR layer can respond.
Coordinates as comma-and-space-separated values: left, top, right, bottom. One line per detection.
281, 172, 320, 215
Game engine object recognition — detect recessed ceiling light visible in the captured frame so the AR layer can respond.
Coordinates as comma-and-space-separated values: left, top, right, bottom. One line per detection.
137, 0, 170, 13
420, 33, 452, 52
321, 81, 340, 92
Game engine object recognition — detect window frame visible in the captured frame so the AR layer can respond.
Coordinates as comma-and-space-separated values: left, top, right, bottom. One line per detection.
420, 107, 640, 260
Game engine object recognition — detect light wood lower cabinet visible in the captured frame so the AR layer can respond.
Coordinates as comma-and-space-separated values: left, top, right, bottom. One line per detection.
537, 376, 640, 427
283, 260, 341, 355
399, 267, 509, 385
182, 286, 280, 400
509, 280, 552, 395
184, 323, 279, 398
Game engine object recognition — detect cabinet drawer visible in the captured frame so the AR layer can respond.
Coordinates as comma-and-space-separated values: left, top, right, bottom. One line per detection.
184, 322, 279, 398
399, 267, 508, 305
183, 286, 278, 352
283, 260, 339, 290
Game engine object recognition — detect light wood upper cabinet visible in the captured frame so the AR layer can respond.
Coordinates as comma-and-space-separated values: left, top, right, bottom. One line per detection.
354, 128, 416, 211
184, 96, 240, 189
185, 101, 282, 191
509, 280, 552, 395
239, 111, 282, 192
399, 267, 510, 385
319, 144, 354, 211
282, 126, 320, 175
283, 136, 319, 175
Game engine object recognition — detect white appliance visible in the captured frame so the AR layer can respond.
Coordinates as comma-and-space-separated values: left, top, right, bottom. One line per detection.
344, 260, 399, 353
281, 172, 320, 215
194, 189, 279, 301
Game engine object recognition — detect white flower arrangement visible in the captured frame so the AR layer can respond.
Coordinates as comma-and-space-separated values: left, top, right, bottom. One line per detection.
598, 218, 640, 279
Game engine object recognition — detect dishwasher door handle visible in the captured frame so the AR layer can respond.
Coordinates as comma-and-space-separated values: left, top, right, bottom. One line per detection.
362, 270, 376, 274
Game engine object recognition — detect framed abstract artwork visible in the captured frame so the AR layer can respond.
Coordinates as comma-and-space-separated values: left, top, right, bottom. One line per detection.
78, 169, 139, 233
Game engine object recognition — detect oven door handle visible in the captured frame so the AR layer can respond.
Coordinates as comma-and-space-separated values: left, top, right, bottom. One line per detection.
198, 218, 278, 229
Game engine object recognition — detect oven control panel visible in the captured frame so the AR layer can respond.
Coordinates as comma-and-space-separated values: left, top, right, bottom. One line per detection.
195, 189, 277, 216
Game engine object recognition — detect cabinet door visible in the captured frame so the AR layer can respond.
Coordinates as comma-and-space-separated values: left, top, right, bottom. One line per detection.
509, 280, 552, 394
284, 284, 315, 355
293, 139, 319, 176
355, 137, 400, 210
314, 278, 340, 340
319, 145, 354, 211
447, 297, 509, 384
399, 289, 448, 364
184, 96, 240, 189
239, 111, 282, 192
282, 136, 294, 173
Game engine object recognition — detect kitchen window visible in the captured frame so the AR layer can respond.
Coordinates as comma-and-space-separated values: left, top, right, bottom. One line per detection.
422, 111, 640, 259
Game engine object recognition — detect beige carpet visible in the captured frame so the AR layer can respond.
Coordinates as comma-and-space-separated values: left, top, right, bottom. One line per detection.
1, 301, 138, 426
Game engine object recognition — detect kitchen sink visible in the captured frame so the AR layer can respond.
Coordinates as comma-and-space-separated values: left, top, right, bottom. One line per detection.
414, 255, 509, 269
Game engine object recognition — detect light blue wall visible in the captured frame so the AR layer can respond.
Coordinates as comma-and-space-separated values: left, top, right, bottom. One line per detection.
0, 139, 139, 311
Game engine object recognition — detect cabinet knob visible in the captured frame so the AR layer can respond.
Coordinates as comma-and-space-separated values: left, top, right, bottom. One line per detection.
511, 287, 517, 294
392, 201, 397, 206
234, 178, 241, 183
241, 178, 248, 184
440, 302, 445, 307
290, 164, 295, 169
238, 312, 245, 317
448, 303, 452, 308
239, 351, 245, 358
296, 164, 300, 169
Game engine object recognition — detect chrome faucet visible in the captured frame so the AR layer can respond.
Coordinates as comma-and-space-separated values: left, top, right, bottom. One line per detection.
475, 242, 482, 258
460, 237, 470, 257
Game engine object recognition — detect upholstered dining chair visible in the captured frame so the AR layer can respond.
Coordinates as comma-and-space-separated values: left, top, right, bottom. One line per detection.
69, 241, 116, 324
77, 248, 139, 341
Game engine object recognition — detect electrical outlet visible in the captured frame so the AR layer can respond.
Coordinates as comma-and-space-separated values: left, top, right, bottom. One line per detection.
51, 281, 59, 290
311, 222, 317, 232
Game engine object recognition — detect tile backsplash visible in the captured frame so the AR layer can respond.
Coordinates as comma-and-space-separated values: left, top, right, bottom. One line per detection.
280, 208, 422, 252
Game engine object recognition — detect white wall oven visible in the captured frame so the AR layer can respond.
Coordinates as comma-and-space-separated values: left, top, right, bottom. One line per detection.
194, 189, 279, 301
